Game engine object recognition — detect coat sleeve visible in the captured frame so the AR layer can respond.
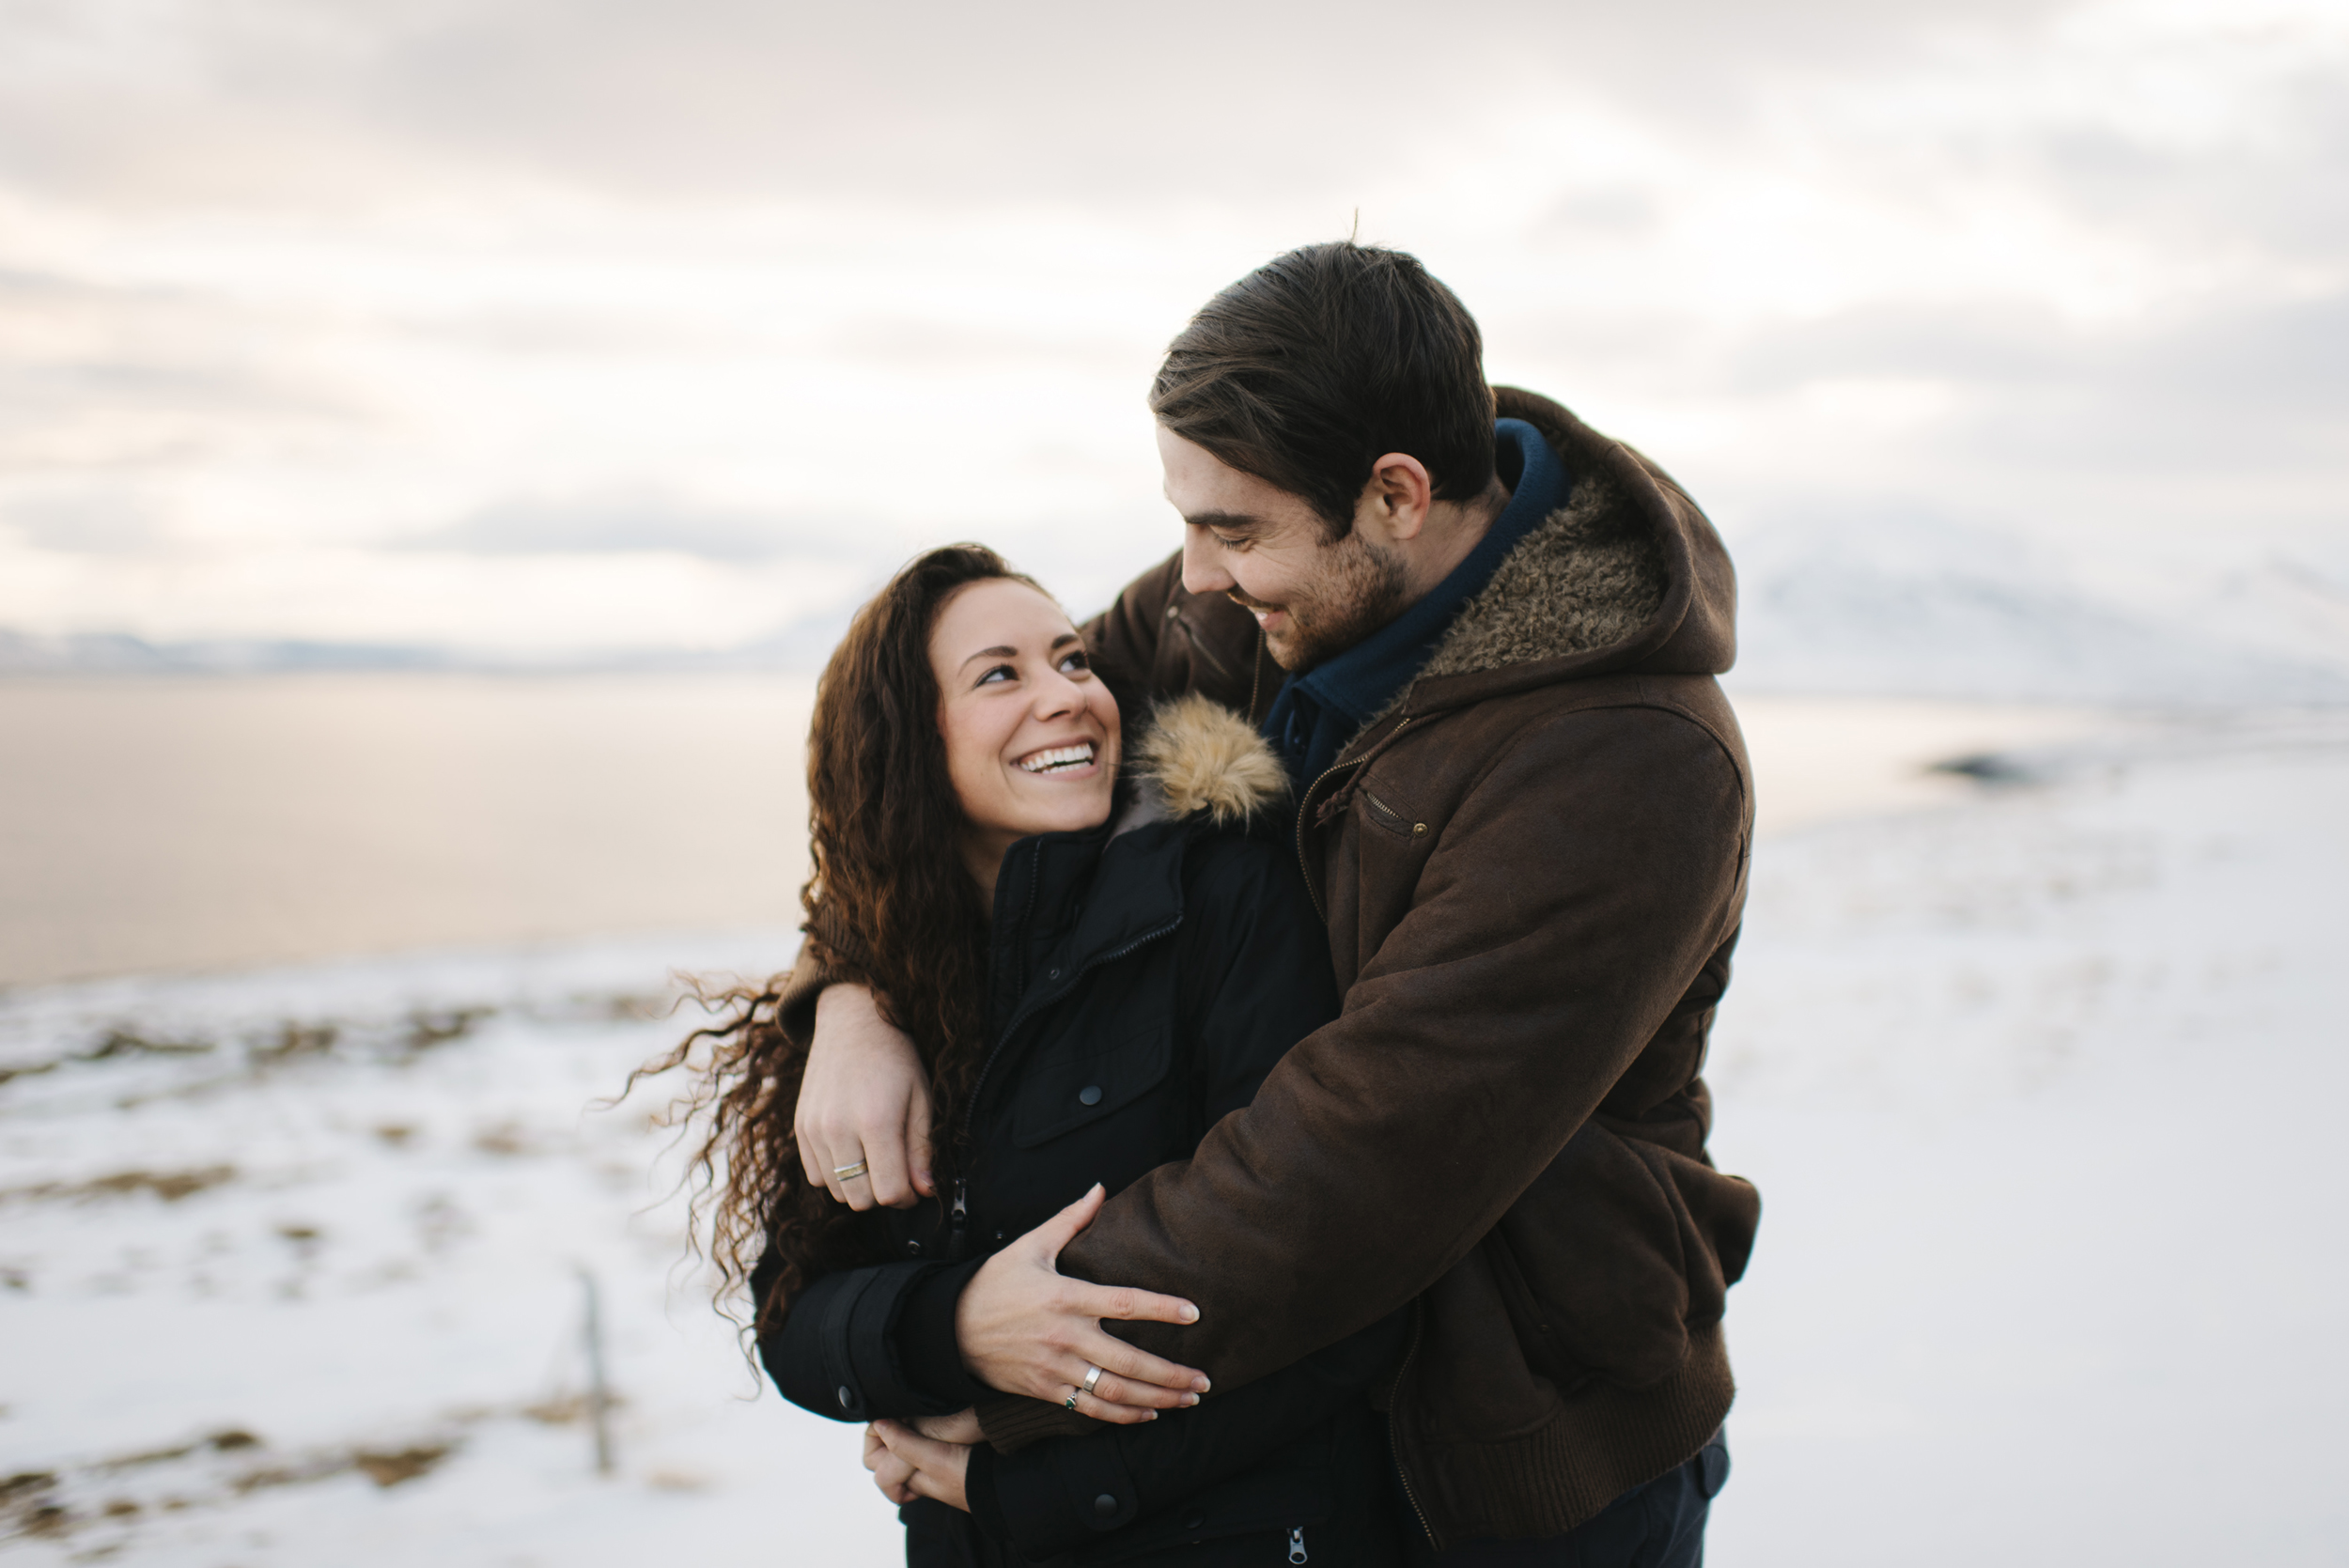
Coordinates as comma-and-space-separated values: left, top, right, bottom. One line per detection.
1079, 550, 1264, 725
969, 1309, 1408, 1558
755, 1252, 987, 1422
1056, 704, 1750, 1392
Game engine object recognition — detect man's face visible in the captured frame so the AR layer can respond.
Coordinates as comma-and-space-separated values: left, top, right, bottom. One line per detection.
1158, 427, 1409, 674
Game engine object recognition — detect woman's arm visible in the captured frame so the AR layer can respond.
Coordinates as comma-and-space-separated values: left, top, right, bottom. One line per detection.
753, 1242, 988, 1422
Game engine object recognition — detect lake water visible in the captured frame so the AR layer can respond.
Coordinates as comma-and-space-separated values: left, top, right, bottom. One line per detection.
0, 675, 2089, 988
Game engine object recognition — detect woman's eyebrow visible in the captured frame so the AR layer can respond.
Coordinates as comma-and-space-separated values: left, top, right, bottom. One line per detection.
957, 644, 1019, 671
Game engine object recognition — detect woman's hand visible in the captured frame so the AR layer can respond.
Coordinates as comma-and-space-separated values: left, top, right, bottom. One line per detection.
868, 1420, 972, 1513
799, 984, 934, 1211
912, 1407, 985, 1444
957, 1184, 1211, 1423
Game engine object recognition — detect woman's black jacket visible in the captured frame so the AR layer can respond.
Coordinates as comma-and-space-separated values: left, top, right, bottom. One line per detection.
757, 798, 1407, 1565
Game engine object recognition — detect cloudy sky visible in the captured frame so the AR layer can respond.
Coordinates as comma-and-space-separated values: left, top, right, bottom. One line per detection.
2, 0, 2341, 656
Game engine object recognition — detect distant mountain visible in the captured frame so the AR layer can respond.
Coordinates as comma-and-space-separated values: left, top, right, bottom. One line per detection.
1728, 518, 2349, 706
0, 629, 454, 675
14, 523, 2348, 706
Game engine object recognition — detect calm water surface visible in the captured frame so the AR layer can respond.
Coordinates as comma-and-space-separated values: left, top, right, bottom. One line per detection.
0, 675, 2084, 987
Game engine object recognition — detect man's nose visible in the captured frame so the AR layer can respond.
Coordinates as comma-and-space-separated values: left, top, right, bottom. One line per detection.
1180, 529, 1234, 597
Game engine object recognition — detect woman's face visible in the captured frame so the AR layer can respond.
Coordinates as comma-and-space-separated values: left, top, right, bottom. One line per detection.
930, 578, 1121, 879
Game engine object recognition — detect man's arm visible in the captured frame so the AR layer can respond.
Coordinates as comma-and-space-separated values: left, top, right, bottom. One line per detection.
1079, 548, 1261, 724
1042, 705, 1748, 1389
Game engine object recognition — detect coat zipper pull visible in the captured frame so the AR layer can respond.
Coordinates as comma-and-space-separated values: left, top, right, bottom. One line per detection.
1287, 1526, 1308, 1563
946, 1177, 971, 1260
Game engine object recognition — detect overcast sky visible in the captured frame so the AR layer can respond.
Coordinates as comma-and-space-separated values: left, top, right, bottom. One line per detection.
2, 0, 2341, 654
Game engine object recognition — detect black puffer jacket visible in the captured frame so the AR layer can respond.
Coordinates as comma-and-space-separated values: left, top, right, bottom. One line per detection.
760, 697, 1408, 1567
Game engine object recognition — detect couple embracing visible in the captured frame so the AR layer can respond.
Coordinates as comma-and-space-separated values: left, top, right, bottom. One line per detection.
663, 241, 1760, 1566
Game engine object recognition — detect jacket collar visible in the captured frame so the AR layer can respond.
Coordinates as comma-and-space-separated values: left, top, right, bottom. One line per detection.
984, 818, 1188, 1039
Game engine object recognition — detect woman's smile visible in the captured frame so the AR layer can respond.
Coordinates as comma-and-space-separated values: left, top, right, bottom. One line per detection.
1016, 741, 1098, 776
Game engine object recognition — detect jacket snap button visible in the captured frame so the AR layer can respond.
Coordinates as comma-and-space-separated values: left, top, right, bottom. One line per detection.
835, 1385, 855, 1412
1094, 1492, 1119, 1520
1163, 602, 1181, 620
1078, 1084, 1103, 1106
905, 1239, 921, 1256
1049, 968, 1062, 980
1412, 822, 1427, 836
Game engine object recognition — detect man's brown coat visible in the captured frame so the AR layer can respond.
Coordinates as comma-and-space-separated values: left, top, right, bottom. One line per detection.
983, 386, 1762, 1547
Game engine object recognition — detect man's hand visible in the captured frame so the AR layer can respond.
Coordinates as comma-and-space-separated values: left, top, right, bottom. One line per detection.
868, 1421, 971, 1513
957, 1185, 1211, 1423
799, 984, 934, 1210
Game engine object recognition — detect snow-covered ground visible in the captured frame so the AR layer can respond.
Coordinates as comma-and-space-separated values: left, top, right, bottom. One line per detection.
4, 712, 2345, 1565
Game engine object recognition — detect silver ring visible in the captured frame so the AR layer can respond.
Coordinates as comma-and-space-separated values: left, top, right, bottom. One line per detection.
1064, 1389, 1080, 1411
832, 1161, 869, 1182
1081, 1363, 1105, 1395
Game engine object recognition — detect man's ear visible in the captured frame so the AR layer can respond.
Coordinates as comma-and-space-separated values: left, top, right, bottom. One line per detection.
1356, 453, 1434, 545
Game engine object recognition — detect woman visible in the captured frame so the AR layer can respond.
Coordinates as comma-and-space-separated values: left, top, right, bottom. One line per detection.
652, 546, 1405, 1566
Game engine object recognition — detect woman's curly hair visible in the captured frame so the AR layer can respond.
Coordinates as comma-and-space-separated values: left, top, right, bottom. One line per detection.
634, 545, 1050, 1331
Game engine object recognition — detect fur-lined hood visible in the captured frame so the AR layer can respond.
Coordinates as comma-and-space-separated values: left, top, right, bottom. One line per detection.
1118, 691, 1288, 831
1364, 386, 1738, 735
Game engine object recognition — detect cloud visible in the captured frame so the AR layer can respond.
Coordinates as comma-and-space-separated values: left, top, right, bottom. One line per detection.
411, 492, 833, 563
0, 0, 2341, 654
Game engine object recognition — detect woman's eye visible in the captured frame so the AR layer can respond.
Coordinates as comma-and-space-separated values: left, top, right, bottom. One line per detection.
1058, 652, 1090, 675
975, 664, 1014, 686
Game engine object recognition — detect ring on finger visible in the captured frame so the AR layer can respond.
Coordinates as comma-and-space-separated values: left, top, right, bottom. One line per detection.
1063, 1388, 1080, 1411
1081, 1363, 1105, 1395
832, 1160, 870, 1182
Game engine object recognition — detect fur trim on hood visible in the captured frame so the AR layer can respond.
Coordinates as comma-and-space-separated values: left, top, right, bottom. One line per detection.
1126, 691, 1290, 828
1359, 465, 1671, 738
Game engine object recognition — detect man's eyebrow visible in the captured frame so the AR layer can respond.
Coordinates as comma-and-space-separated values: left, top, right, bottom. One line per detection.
1183, 509, 1268, 536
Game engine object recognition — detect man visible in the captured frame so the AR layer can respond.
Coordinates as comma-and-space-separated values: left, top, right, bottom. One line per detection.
792, 241, 1757, 1565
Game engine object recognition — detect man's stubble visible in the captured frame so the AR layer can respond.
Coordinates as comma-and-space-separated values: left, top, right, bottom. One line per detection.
1246, 527, 1414, 675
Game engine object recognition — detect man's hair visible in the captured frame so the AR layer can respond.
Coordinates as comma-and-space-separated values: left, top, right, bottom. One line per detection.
1149, 241, 1497, 540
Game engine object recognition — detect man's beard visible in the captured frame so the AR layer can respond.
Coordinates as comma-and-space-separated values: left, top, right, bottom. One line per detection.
1243, 530, 1413, 674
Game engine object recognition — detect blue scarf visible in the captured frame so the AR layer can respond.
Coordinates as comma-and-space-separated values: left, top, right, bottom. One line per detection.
1262, 418, 1570, 789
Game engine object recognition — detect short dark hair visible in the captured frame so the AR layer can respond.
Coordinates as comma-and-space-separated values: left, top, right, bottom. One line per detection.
1148, 241, 1497, 539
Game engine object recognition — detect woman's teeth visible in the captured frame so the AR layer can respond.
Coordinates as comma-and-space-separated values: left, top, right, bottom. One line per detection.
1019, 744, 1095, 774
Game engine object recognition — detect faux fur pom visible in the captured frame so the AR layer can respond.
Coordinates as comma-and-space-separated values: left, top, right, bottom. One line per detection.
1130, 692, 1290, 826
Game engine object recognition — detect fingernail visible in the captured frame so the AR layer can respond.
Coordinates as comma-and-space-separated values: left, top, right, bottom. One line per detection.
1144, 1411, 1159, 1421
1195, 1376, 1211, 1393
1179, 1304, 1199, 1323
1181, 1393, 1199, 1406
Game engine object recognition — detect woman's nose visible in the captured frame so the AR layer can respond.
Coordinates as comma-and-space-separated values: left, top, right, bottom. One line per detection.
1032, 667, 1083, 719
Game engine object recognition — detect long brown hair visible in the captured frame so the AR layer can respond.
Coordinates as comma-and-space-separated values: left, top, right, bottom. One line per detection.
637, 545, 1050, 1326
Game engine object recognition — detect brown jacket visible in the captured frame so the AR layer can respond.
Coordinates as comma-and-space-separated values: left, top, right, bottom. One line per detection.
979, 387, 1761, 1548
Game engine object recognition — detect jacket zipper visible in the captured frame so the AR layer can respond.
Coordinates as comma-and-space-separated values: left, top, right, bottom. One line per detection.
1292, 716, 1411, 924
1386, 1304, 1439, 1552
1286, 1526, 1308, 1563
950, 851, 1185, 1256
1248, 629, 1266, 724
947, 843, 1045, 1261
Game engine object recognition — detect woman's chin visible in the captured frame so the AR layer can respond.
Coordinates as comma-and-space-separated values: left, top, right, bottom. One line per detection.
999, 789, 1115, 840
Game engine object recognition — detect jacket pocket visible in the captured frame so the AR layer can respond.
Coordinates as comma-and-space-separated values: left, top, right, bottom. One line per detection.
1489, 1123, 1761, 1390
1355, 784, 1421, 840
1009, 1024, 1174, 1149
